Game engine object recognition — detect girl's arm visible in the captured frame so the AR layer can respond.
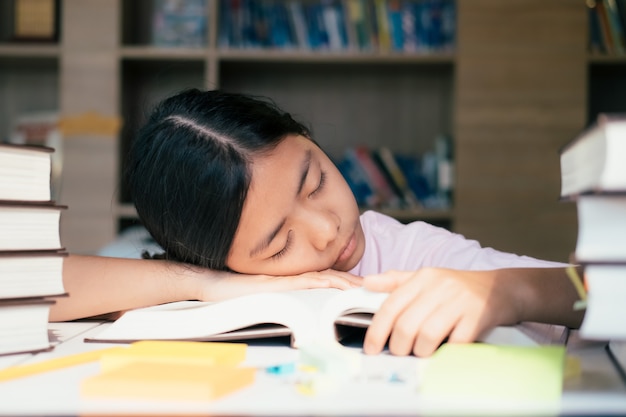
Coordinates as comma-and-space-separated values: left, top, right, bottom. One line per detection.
50, 254, 362, 322
362, 266, 585, 357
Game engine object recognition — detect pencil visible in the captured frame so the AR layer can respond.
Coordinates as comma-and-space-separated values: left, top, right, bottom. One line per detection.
566, 265, 588, 301
0, 347, 125, 382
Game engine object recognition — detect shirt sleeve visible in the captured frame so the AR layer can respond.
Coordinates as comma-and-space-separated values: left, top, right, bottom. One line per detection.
352, 211, 567, 275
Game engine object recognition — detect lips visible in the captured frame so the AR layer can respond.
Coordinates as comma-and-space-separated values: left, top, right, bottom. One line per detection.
336, 232, 356, 265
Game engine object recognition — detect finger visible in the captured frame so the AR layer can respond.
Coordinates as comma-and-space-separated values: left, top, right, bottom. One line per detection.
363, 271, 430, 354
363, 296, 409, 355
341, 273, 364, 287
363, 271, 407, 292
385, 280, 459, 356
324, 277, 353, 290
447, 315, 483, 345
320, 270, 364, 287
254, 275, 330, 292
410, 283, 488, 357
411, 304, 462, 357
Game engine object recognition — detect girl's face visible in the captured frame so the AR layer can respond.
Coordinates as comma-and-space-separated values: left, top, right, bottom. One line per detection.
227, 135, 365, 275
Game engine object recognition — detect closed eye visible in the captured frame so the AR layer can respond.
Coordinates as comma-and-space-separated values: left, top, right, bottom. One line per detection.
309, 170, 326, 198
271, 230, 293, 260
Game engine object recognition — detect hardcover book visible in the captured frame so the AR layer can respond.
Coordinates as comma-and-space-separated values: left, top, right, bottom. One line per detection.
0, 250, 67, 300
0, 143, 53, 202
0, 297, 55, 356
574, 193, 626, 262
0, 202, 65, 252
579, 263, 626, 340
559, 113, 626, 198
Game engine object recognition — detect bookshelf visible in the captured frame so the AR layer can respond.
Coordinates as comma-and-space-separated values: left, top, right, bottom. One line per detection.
116, 0, 457, 234
0, 0, 592, 264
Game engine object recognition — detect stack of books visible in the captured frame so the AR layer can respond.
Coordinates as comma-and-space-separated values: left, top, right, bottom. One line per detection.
559, 113, 626, 373
0, 143, 67, 356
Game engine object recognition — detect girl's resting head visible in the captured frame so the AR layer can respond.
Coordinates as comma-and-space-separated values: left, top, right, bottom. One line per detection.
126, 89, 365, 274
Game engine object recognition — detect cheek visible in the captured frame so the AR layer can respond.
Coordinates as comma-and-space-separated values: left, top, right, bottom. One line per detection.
332, 170, 359, 208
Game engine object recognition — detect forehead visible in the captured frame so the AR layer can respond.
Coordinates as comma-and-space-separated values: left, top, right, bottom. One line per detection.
250, 135, 310, 183
230, 135, 313, 253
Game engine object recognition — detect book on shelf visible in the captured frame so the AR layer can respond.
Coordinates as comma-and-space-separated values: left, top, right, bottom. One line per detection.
572, 193, 626, 262
594, 0, 618, 54
351, 146, 401, 208
604, 0, 626, 54
0, 201, 65, 252
589, 0, 607, 54
579, 263, 626, 341
371, 147, 422, 209
86, 287, 544, 349
152, 0, 207, 47
12, 0, 58, 42
394, 152, 436, 206
345, 0, 370, 51
559, 113, 626, 198
586, 0, 626, 55
387, 0, 404, 51
0, 143, 53, 202
0, 297, 55, 356
336, 150, 378, 207
0, 250, 67, 300
374, 0, 392, 51
337, 145, 451, 211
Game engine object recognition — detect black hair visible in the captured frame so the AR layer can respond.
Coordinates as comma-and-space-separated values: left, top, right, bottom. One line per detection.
125, 89, 311, 270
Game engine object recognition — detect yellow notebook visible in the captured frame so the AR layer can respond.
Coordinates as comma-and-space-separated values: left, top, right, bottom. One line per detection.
81, 362, 255, 402
98, 340, 247, 372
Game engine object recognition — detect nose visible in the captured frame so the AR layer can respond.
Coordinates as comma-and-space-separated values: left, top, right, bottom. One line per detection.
304, 209, 339, 251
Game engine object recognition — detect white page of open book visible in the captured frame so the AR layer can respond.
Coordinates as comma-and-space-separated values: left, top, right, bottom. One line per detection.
90, 287, 388, 347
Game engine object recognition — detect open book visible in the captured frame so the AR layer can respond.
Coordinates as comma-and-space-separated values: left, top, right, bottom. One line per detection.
87, 288, 542, 349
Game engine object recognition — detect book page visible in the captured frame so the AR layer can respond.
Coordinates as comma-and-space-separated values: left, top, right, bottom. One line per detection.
89, 288, 381, 344
90, 292, 320, 344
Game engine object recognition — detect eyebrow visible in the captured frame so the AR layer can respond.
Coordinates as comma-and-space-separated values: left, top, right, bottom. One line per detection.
249, 149, 312, 258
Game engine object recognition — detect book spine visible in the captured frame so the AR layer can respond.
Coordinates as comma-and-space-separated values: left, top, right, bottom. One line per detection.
400, 0, 418, 52
336, 150, 378, 207
605, 0, 626, 54
395, 153, 434, 204
373, 147, 422, 208
374, 0, 391, 51
387, 0, 404, 51
596, 0, 616, 54
344, 0, 364, 50
288, 1, 309, 50
588, 0, 605, 53
151, 0, 207, 47
353, 146, 401, 208
322, 0, 344, 50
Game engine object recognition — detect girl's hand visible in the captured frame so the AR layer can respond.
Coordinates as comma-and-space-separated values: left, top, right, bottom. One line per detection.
362, 268, 523, 357
196, 268, 363, 302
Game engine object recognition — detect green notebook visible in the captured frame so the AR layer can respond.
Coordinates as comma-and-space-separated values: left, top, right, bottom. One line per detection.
420, 343, 565, 414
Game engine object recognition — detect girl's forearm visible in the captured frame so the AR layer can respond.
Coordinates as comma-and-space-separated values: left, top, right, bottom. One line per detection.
49, 254, 204, 322
511, 266, 585, 329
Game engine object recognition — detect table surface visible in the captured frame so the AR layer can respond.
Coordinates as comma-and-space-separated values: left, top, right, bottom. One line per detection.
0, 321, 625, 416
